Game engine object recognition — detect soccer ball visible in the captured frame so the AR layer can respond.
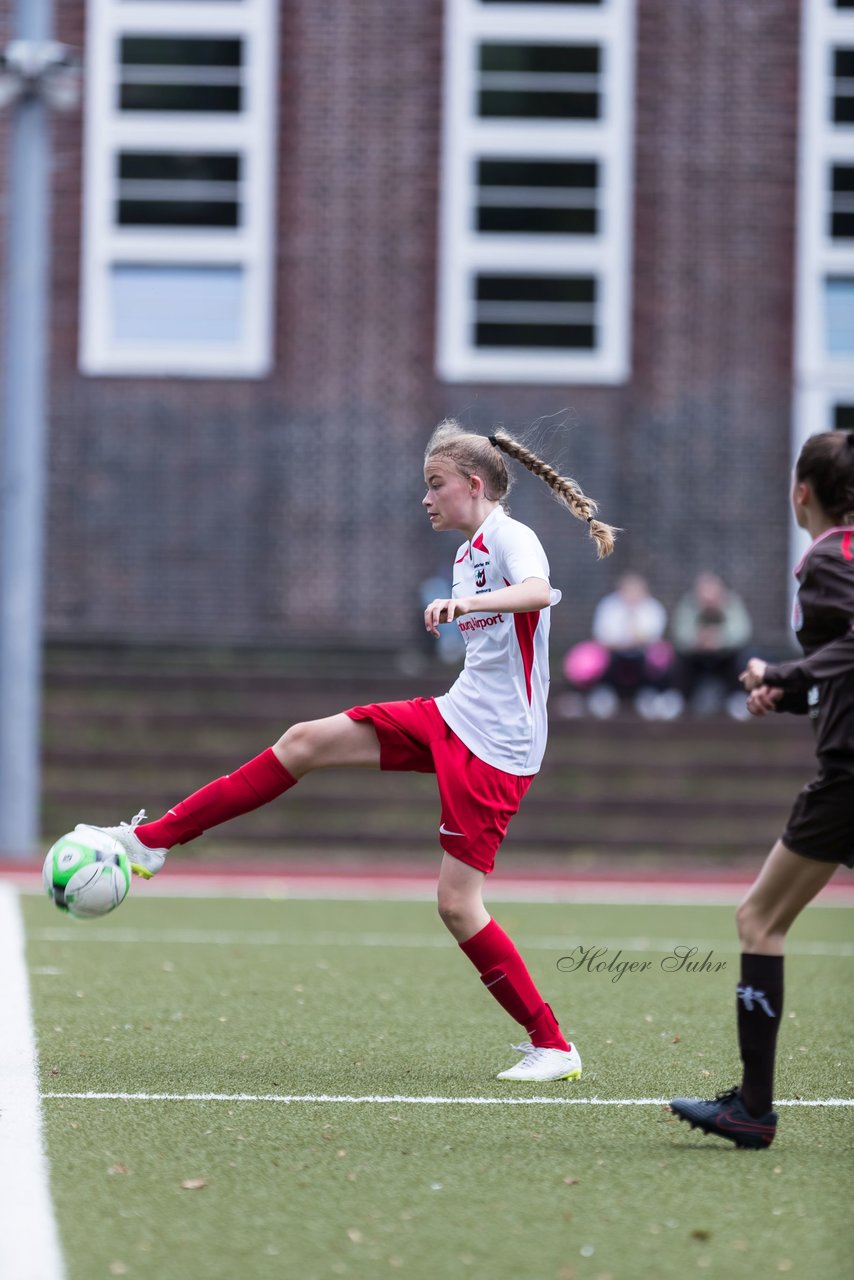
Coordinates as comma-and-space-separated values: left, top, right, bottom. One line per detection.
43, 831, 131, 919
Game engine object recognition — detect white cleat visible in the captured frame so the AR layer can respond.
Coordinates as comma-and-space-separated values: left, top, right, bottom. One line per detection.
496, 1042, 582, 1082
75, 810, 167, 879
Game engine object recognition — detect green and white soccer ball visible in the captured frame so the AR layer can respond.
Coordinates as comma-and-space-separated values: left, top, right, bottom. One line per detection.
43, 831, 131, 918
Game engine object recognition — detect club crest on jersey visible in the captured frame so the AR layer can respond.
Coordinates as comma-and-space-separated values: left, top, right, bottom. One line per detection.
475, 565, 487, 589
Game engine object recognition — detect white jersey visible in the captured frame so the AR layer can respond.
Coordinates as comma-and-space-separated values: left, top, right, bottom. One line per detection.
435, 506, 561, 776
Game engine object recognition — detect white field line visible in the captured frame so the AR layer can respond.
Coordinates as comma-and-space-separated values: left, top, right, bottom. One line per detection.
40, 1091, 854, 1108
0, 885, 65, 1280
26, 926, 854, 958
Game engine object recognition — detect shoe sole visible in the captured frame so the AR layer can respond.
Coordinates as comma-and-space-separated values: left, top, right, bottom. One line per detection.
496, 1068, 583, 1082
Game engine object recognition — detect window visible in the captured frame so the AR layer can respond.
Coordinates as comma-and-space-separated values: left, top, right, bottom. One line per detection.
116, 152, 242, 228
476, 158, 599, 235
482, 0, 602, 5
110, 265, 243, 343
833, 48, 854, 123
475, 272, 597, 348
118, 36, 244, 113
437, 0, 635, 384
79, 0, 278, 377
830, 163, 854, 236
794, 3, 854, 455
825, 277, 854, 352
478, 43, 601, 119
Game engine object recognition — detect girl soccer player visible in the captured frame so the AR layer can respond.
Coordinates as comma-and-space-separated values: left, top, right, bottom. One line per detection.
670, 429, 854, 1147
77, 420, 616, 1082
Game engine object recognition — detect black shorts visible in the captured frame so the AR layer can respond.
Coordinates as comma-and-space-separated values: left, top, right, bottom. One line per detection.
782, 766, 854, 868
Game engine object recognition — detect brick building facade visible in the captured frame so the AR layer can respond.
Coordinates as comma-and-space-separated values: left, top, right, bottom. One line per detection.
2, 1, 850, 658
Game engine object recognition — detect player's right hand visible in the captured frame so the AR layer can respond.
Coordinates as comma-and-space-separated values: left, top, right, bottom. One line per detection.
424, 597, 466, 637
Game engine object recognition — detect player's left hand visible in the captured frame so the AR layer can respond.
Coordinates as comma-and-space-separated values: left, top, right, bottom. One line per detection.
746, 685, 783, 716
424, 597, 468, 637
739, 657, 768, 691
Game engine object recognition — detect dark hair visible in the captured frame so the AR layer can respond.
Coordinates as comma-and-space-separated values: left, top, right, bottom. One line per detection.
425, 419, 617, 557
796, 431, 854, 523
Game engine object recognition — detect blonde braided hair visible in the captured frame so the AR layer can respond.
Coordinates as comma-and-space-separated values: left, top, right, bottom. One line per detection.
490, 430, 617, 559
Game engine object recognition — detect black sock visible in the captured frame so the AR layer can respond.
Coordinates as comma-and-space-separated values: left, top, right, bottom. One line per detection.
736, 953, 784, 1117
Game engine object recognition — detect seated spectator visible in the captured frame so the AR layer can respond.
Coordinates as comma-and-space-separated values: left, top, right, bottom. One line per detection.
671, 572, 752, 717
563, 572, 677, 718
419, 571, 466, 666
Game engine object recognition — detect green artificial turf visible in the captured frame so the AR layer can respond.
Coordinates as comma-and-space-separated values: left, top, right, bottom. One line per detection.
22, 893, 854, 1280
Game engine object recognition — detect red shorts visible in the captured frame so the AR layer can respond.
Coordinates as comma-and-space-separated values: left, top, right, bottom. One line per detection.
345, 697, 533, 874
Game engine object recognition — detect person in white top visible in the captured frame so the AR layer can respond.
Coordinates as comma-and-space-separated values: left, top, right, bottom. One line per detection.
77, 419, 617, 1083
587, 572, 673, 717
435, 503, 561, 777
592, 572, 667, 653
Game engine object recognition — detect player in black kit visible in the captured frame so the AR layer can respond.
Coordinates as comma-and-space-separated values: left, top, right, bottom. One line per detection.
670, 430, 854, 1149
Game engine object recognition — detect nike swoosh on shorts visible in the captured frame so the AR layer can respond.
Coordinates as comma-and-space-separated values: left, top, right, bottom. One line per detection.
439, 823, 466, 837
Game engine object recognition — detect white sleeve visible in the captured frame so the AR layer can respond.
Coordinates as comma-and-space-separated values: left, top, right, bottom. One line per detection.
497, 523, 562, 606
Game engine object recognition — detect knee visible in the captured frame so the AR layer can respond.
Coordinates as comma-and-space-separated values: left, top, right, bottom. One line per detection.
735, 899, 759, 949
437, 885, 463, 931
736, 899, 784, 952
437, 885, 477, 938
273, 721, 317, 776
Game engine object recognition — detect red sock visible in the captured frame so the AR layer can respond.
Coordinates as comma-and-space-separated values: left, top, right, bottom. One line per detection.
136, 748, 297, 849
459, 919, 569, 1051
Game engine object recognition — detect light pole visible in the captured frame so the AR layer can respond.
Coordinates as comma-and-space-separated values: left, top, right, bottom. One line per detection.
0, 1, 78, 858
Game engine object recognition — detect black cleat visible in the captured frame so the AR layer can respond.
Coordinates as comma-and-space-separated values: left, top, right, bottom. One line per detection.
669, 1087, 777, 1149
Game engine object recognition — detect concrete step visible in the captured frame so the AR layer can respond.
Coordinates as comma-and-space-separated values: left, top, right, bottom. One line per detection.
42, 705, 815, 761
41, 755, 805, 806
40, 648, 816, 859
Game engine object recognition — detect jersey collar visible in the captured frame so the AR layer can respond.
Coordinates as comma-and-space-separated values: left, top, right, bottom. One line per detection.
793, 525, 854, 577
465, 505, 505, 558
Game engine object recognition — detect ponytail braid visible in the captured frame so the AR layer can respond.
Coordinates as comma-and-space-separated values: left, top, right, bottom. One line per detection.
490, 430, 617, 559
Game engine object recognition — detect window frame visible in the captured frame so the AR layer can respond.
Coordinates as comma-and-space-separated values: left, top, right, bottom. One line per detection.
436, 0, 635, 385
79, 0, 279, 379
794, 1, 854, 444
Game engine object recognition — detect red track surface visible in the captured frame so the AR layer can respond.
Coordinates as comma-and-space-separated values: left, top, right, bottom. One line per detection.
5, 857, 853, 903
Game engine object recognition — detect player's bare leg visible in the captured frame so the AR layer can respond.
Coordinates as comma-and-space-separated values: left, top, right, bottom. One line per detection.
736, 840, 837, 954
436, 853, 490, 942
273, 713, 381, 777
80, 713, 382, 875
671, 840, 837, 1147
437, 854, 580, 1081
